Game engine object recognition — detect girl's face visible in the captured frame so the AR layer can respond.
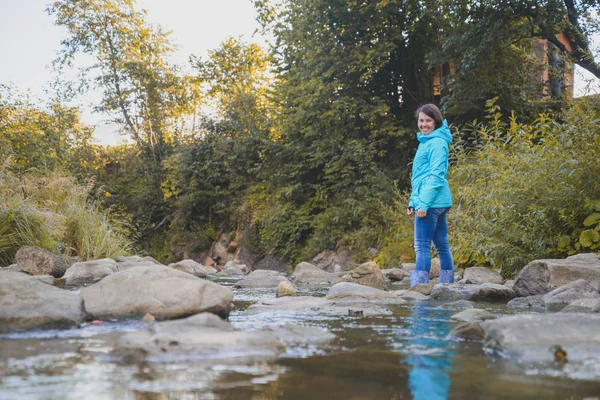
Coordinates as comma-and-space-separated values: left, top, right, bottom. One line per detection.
418, 112, 435, 135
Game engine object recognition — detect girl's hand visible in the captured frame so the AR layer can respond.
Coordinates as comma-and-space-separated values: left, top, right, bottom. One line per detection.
417, 209, 427, 218
407, 207, 414, 216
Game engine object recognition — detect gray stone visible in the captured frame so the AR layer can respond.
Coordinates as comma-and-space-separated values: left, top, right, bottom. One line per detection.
437, 300, 474, 310
410, 283, 434, 295
339, 261, 387, 290
399, 290, 428, 300
115, 255, 144, 262
326, 282, 400, 300
246, 296, 393, 316
112, 312, 334, 363
82, 265, 233, 320
562, 298, 600, 313
1, 264, 23, 273
0, 271, 84, 333
447, 322, 485, 341
503, 279, 516, 290
234, 270, 288, 288
63, 258, 118, 287
219, 265, 245, 276
451, 309, 496, 323
33, 275, 55, 285
312, 249, 351, 272
290, 262, 340, 288
431, 283, 516, 302
482, 313, 600, 362
254, 253, 289, 273
507, 295, 544, 309
542, 279, 600, 311
463, 267, 503, 284
168, 259, 208, 278
224, 261, 250, 275
117, 261, 162, 271
513, 253, 600, 297
382, 268, 410, 282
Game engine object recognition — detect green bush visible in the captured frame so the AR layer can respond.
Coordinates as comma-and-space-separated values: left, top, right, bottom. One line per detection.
449, 98, 600, 276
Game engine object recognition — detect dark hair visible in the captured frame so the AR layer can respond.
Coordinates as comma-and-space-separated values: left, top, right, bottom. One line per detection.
415, 104, 443, 129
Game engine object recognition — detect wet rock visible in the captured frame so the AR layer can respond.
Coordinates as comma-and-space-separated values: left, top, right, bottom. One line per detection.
168, 259, 208, 278
431, 283, 515, 302
246, 296, 393, 316
326, 282, 399, 300
507, 295, 544, 309
410, 283, 434, 295
82, 265, 233, 320
0, 271, 84, 333
112, 312, 334, 363
562, 298, 600, 313
398, 291, 427, 300
339, 261, 387, 290
234, 270, 287, 288
481, 313, 600, 363
276, 280, 297, 297
462, 267, 503, 285
451, 309, 496, 323
290, 262, 340, 288
15, 246, 67, 277
447, 322, 485, 341
312, 249, 351, 272
63, 258, 118, 287
382, 268, 409, 282
541, 279, 600, 311
437, 300, 474, 310
513, 253, 600, 297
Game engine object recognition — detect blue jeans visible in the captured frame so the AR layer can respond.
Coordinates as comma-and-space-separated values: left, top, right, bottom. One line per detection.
414, 207, 454, 276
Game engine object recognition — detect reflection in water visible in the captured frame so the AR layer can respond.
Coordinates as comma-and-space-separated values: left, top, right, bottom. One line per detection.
405, 302, 454, 400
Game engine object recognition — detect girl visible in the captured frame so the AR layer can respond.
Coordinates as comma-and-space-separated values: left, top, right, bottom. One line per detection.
407, 104, 454, 286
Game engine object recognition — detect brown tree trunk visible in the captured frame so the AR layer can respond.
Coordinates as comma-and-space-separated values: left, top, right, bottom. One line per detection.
15, 246, 67, 278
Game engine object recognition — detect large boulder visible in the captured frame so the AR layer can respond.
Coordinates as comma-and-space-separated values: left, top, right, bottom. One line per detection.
82, 266, 233, 320
112, 312, 334, 363
562, 298, 600, 313
481, 313, 600, 362
450, 309, 496, 323
168, 259, 208, 278
290, 262, 340, 288
339, 261, 387, 290
1, 264, 23, 273
513, 253, 600, 297
234, 270, 288, 288
276, 280, 297, 297
461, 267, 503, 285
541, 279, 600, 311
326, 282, 399, 300
15, 246, 67, 277
0, 271, 84, 333
447, 322, 485, 341
62, 258, 118, 288
311, 249, 351, 272
430, 283, 516, 302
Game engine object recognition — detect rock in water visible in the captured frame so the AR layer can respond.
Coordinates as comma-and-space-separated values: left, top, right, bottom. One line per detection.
0, 271, 84, 333
82, 265, 233, 320
15, 245, 67, 277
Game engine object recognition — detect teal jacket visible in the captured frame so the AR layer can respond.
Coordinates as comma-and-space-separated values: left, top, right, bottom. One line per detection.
408, 119, 453, 212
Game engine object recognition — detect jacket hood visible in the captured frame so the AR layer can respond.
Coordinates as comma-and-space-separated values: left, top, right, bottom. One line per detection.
417, 119, 452, 144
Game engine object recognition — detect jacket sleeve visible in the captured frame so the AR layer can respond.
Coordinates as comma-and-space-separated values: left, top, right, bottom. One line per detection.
418, 140, 448, 212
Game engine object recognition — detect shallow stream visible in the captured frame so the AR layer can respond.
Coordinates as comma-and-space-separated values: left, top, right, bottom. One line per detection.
1, 277, 599, 399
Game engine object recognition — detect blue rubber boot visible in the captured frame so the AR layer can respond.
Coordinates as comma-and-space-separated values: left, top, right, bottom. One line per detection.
439, 269, 454, 284
410, 270, 430, 287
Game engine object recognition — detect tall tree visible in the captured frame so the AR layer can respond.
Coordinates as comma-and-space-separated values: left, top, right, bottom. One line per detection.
48, 0, 199, 162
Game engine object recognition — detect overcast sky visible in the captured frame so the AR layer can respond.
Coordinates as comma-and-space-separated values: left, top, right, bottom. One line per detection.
1, 1, 599, 146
